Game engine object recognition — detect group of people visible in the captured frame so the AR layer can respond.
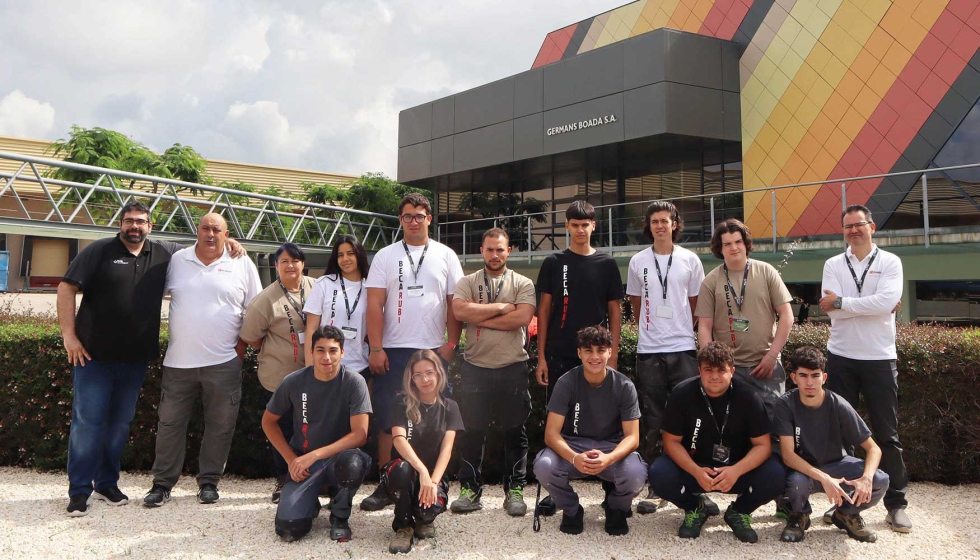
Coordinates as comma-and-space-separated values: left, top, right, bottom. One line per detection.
58, 192, 911, 552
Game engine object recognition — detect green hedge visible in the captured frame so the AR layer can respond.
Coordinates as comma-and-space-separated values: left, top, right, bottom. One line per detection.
1, 320, 978, 484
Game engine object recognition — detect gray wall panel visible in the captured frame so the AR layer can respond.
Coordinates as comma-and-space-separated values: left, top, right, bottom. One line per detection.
542, 93, 624, 155
624, 83, 666, 140
665, 83, 725, 140
543, 44, 624, 110
723, 91, 741, 142
432, 97, 455, 139
514, 113, 544, 160
453, 121, 514, 171
398, 142, 432, 183
664, 31, 723, 90
398, 104, 432, 147
515, 69, 544, 118
431, 136, 454, 176
454, 78, 514, 133
624, 30, 665, 90
721, 42, 741, 93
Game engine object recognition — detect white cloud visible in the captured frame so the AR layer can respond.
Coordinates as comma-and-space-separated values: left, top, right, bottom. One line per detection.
222, 100, 313, 165
0, 90, 55, 138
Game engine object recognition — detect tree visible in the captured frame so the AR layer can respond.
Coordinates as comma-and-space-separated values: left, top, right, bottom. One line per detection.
456, 192, 549, 250
339, 172, 433, 216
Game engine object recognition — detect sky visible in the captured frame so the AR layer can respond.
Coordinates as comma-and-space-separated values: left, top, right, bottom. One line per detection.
0, 0, 613, 178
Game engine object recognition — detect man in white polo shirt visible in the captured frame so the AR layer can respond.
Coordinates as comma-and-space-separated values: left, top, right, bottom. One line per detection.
818, 204, 910, 533
143, 213, 261, 508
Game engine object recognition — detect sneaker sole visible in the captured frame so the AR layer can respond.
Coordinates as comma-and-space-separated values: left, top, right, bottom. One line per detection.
198, 497, 219, 504
886, 517, 911, 534
67, 495, 91, 517
92, 491, 128, 506
450, 503, 483, 514
143, 495, 171, 508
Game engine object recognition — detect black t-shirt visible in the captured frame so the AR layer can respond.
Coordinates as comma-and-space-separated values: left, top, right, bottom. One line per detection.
266, 366, 373, 454
386, 397, 464, 472
774, 389, 872, 467
62, 236, 182, 363
661, 377, 771, 467
547, 365, 640, 443
537, 250, 623, 359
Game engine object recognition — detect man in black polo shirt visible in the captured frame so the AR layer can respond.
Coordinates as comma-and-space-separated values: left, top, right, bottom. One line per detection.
57, 201, 243, 517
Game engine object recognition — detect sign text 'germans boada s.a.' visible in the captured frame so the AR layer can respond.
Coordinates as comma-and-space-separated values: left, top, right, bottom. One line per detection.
546, 114, 617, 136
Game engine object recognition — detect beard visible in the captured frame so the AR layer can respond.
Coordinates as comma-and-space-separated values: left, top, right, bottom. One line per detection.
122, 229, 147, 244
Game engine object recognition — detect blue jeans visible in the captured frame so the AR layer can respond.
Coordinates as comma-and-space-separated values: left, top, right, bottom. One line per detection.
67, 360, 148, 497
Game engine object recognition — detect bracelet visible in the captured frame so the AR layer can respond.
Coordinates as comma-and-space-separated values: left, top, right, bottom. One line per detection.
393, 434, 407, 440
767, 353, 778, 361
571, 453, 580, 468
371, 348, 383, 354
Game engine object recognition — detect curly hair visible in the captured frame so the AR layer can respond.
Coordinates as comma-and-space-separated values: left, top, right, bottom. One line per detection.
642, 201, 684, 243
697, 341, 734, 370
576, 325, 613, 349
787, 345, 826, 372
709, 218, 754, 259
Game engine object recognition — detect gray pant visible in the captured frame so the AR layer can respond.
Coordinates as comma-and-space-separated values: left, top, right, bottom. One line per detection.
276, 449, 370, 540
825, 353, 908, 510
734, 361, 785, 423
533, 436, 647, 514
785, 455, 889, 516
634, 351, 698, 459
151, 357, 242, 489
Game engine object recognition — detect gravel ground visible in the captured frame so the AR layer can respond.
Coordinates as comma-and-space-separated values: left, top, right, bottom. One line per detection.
1, 468, 977, 559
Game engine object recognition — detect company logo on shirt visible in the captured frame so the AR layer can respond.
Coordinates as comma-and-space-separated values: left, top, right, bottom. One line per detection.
795, 426, 801, 451
113, 259, 128, 265
407, 420, 414, 440
561, 265, 569, 329
329, 289, 338, 325
476, 284, 484, 340
397, 259, 405, 323
572, 402, 580, 435
301, 392, 309, 452
690, 418, 702, 455
642, 267, 651, 330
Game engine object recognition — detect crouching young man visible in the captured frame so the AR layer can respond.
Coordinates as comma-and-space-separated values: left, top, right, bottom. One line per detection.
649, 341, 784, 543
262, 326, 373, 543
776, 346, 889, 543
532, 326, 646, 536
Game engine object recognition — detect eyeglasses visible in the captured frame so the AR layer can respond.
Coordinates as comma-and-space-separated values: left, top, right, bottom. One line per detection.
122, 218, 150, 227
411, 370, 437, 382
400, 214, 428, 224
843, 221, 871, 230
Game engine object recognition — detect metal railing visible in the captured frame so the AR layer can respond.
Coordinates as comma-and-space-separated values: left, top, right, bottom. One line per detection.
436, 161, 980, 262
0, 151, 402, 251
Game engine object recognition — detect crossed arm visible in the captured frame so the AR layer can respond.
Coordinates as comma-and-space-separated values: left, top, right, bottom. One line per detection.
451, 298, 535, 330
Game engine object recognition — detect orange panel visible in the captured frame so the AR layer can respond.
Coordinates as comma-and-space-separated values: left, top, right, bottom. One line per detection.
809, 112, 837, 144
881, 41, 914, 75
825, 127, 853, 159
784, 152, 809, 183
796, 132, 823, 162
811, 148, 839, 177
852, 85, 883, 120
836, 70, 866, 103
867, 63, 897, 97
850, 49, 880, 82
822, 93, 850, 124
864, 26, 895, 61
837, 107, 866, 140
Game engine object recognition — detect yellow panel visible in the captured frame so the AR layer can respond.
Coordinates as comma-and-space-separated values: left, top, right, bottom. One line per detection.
819, 22, 849, 59
754, 55, 779, 85
833, 33, 864, 64
744, 189, 768, 210
867, 63, 897, 97
803, 4, 834, 35
769, 137, 796, 167
612, 21, 632, 41
649, 9, 671, 28
743, 142, 768, 171
758, 156, 783, 185
782, 116, 809, 147
861, 0, 894, 22
811, 147, 839, 177
796, 97, 824, 128
790, 0, 819, 22
864, 26, 895, 61
849, 11, 879, 44
743, 108, 769, 140
781, 49, 807, 78
836, 70, 865, 103
806, 41, 834, 72
817, 0, 844, 17
768, 35, 792, 66
781, 83, 807, 111
825, 127, 853, 158
742, 75, 767, 106
682, 15, 703, 32
837, 107, 866, 140
881, 41, 913, 76
791, 28, 821, 58
632, 16, 655, 36
852, 85, 883, 120
768, 102, 795, 133
822, 54, 849, 86
742, 98, 754, 122
756, 88, 781, 118
756, 123, 781, 152
807, 76, 835, 107
777, 15, 805, 45
794, 62, 820, 91
595, 27, 616, 49
767, 69, 793, 97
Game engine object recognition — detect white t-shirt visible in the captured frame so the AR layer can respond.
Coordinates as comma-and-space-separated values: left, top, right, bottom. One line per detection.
164, 246, 262, 368
626, 245, 704, 353
304, 274, 369, 372
365, 239, 463, 349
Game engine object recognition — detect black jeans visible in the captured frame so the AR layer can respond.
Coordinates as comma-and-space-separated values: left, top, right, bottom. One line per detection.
382, 459, 448, 530
264, 389, 294, 478
634, 350, 698, 460
457, 361, 531, 494
826, 352, 909, 510
650, 455, 785, 514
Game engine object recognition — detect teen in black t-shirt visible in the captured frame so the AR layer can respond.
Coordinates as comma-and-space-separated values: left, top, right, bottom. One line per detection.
649, 342, 784, 543
382, 350, 464, 554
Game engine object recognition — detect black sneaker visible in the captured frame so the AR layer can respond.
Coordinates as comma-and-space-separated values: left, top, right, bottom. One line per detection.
359, 484, 393, 511
197, 483, 219, 504
559, 505, 584, 535
330, 514, 353, 542
536, 494, 557, 517
93, 486, 129, 506
66, 494, 90, 517
699, 494, 721, 517
780, 512, 810, 542
636, 487, 661, 514
723, 505, 759, 543
143, 484, 171, 508
600, 492, 633, 518
678, 497, 709, 539
272, 475, 286, 504
605, 507, 630, 536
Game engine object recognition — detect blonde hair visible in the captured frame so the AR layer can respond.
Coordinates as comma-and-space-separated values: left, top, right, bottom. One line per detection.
401, 349, 447, 425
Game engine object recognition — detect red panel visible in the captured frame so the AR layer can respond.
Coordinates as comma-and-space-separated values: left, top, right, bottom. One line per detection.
867, 103, 900, 135
791, 206, 829, 236
886, 118, 918, 152
727, 1, 750, 22
932, 10, 965, 46
715, 0, 736, 15
947, 0, 976, 21
717, 18, 740, 40
810, 185, 842, 213
882, 80, 916, 113
918, 72, 952, 106
968, 4, 980, 34
853, 125, 885, 158
902, 94, 934, 127
870, 139, 902, 171
950, 25, 980, 59
552, 24, 576, 56
531, 37, 557, 69
934, 49, 968, 86
702, 8, 726, 34
839, 149, 870, 176
915, 33, 948, 67
898, 55, 931, 91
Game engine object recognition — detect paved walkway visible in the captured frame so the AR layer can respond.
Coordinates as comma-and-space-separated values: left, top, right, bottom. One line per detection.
0, 468, 976, 559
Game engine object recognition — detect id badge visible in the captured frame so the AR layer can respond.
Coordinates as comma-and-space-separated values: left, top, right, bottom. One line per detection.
341, 326, 358, 340
406, 285, 425, 298
656, 305, 674, 319
297, 332, 306, 345
732, 318, 750, 332
712, 444, 731, 464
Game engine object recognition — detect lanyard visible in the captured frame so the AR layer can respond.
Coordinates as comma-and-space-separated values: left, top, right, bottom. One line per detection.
699, 383, 732, 445
402, 241, 429, 283
278, 279, 307, 323
723, 261, 749, 312
845, 248, 878, 296
339, 275, 362, 322
653, 249, 673, 301
483, 270, 506, 303
282, 303, 301, 363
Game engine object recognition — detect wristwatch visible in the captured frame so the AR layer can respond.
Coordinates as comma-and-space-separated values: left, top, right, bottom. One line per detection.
833, 297, 842, 310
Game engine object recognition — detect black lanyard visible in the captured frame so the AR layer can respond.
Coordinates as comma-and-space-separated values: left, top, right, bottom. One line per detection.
278, 279, 307, 324
483, 270, 506, 303
845, 248, 878, 296
699, 383, 732, 445
402, 240, 429, 283
653, 249, 673, 301
339, 275, 362, 322
723, 261, 749, 312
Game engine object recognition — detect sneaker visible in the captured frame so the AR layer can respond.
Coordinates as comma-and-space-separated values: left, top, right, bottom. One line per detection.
388, 527, 414, 554
780, 513, 810, 542
637, 487, 661, 514
600, 486, 633, 518
677, 497, 709, 539
66, 494, 90, 517
503, 487, 527, 517
723, 505, 759, 543
605, 507, 630, 536
272, 475, 286, 504
559, 505, 584, 535
700, 494, 721, 517
833, 510, 877, 542
360, 484, 393, 511
536, 494, 557, 517
450, 487, 483, 513
197, 483, 219, 504
142, 484, 171, 508
822, 505, 836, 524
885, 508, 912, 533
415, 520, 436, 539
93, 486, 129, 506
330, 514, 353, 542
